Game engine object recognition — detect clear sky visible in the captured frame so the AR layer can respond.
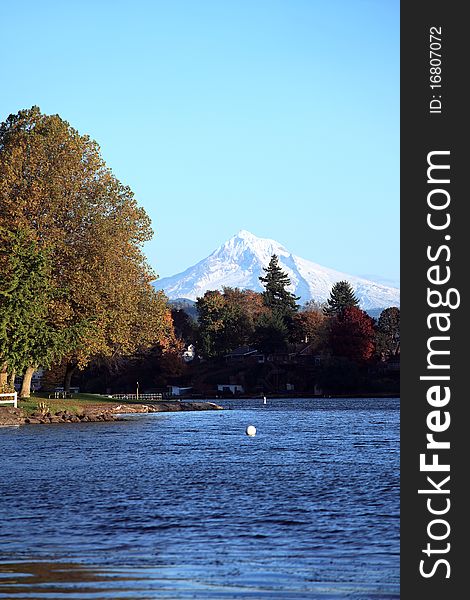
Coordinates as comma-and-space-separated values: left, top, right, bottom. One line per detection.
1, 0, 399, 283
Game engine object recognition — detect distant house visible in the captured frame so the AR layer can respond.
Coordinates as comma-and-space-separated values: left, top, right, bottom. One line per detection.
217, 384, 244, 395
225, 346, 258, 363
224, 343, 324, 366
182, 344, 196, 363
167, 385, 193, 396
295, 344, 325, 366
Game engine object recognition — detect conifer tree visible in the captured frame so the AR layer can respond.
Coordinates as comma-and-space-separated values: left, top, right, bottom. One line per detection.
323, 280, 359, 316
259, 255, 299, 319
375, 307, 400, 360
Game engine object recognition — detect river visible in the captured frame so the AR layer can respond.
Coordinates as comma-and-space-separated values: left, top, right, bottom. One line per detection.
0, 397, 399, 599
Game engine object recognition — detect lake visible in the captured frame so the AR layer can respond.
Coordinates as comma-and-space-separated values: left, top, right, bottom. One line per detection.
0, 397, 399, 599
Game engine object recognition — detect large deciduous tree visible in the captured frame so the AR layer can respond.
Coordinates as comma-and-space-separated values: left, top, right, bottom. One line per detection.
329, 306, 375, 364
196, 291, 226, 359
195, 288, 268, 359
0, 107, 173, 395
0, 228, 86, 395
222, 287, 267, 345
291, 305, 327, 347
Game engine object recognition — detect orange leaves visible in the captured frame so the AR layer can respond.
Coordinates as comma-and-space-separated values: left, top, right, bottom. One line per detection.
1, 107, 170, 373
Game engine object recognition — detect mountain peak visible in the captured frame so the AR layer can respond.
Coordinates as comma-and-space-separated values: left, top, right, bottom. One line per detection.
235, 229, 254, 239
230, 230, 274, 248
215, 231, 289, 268
153, 232, 400, 310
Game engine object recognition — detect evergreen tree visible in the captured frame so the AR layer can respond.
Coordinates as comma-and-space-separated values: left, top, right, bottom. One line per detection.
323, 280, 359, 316
375, 307, 400, 360
259, 254, 299, 319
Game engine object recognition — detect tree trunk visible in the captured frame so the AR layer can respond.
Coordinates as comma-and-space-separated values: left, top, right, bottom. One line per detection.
8, 370, 16, 389
0, 363, 8, 388
20, 366, 36, 398
64, 363, 78, 393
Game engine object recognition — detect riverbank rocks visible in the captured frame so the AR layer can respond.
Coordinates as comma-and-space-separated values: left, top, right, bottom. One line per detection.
0, 407, 23, 427
0, 400, 223, 426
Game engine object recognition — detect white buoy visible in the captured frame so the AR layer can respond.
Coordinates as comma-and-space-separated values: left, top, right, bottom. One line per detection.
263, 396, 267, 404
246, 425, 257, 436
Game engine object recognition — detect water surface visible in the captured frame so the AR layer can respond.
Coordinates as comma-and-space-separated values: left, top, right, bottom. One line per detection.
0, 397, 399, 598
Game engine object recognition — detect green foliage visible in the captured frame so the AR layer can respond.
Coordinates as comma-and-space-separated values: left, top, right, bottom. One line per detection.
18, 392, 120, 416
323, 280, 359, 316
195, 288, 266, 359
0, 227, 85, 374
195, 291, 226, 359
254, 309, 289, 354
259, 254, 299, 319
375, 307, 400, 360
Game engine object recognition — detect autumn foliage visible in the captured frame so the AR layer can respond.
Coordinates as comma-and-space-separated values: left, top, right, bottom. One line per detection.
329, 306, 375, 364
0, 107, 175, 395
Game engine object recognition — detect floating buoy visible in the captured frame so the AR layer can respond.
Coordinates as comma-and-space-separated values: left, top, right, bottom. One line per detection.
263, 396, 267, 404
246, 425, 257, 436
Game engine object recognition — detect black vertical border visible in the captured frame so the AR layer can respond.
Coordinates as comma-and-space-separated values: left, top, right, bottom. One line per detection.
401, 2, 467, 598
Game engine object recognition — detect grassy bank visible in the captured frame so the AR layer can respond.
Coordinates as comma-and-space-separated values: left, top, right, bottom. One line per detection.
19, 393, 118, 416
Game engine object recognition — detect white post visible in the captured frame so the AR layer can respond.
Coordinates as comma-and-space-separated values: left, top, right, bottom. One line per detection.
0, 392, 17, 407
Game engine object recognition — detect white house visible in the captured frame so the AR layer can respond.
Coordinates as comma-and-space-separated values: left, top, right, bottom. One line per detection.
182, 344, 196, 363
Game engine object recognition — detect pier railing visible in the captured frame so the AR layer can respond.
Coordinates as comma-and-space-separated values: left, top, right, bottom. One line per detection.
111, 393, 165, 401
0, 392, 18, 408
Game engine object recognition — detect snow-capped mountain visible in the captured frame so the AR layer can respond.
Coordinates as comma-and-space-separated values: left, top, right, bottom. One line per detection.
153, 230, 400, 310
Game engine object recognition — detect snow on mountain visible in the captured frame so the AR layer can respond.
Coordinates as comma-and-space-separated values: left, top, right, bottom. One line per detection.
153, 230, 400, 310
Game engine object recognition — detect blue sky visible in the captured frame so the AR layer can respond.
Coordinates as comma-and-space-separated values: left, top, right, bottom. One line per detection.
1, 0, 399, 283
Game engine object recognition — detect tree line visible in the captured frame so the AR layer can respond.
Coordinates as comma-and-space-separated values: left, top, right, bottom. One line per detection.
72, 257, 399, 395
186, 255, 400, 367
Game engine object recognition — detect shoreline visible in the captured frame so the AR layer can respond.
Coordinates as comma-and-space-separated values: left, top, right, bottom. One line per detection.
0, 394, 399, 428
186, 392, 399, 400
0, 401, 223, 427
